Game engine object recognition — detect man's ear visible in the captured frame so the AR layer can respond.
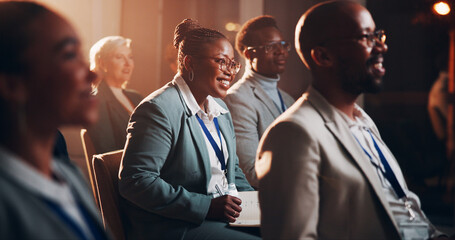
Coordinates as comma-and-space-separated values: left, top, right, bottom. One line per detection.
0, 74, 27, 103
244, 48, 253, 60
310, 46, 333, 67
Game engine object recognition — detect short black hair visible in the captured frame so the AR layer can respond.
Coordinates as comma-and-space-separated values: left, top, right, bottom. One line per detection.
235, 15, 279, 57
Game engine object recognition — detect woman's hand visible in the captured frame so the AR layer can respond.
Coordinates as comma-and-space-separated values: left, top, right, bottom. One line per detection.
206, 195, 242, 223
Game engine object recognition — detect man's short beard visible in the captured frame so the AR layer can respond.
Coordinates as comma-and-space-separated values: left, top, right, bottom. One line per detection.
338, 61, 383, 95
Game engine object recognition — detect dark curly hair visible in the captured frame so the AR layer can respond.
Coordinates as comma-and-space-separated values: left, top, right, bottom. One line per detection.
173, 19, 226, 72
235, 15, 279, 57
0, 2, 50, 75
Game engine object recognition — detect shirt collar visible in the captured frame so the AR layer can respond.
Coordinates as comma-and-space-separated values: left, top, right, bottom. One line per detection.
173, 73, 228, 120
332, 103, 374, 130
0, 146, 72, 202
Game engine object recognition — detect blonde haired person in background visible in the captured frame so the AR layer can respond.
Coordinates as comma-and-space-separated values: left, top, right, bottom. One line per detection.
87, 36, 143, 154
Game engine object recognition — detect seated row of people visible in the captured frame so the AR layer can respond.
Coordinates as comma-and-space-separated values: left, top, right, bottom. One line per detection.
0, 1, 448, 240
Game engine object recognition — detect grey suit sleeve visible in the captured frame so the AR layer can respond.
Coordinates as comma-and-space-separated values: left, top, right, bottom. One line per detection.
118, 101, 211, 224
257, 121, 320, 240
224, 94, 260, 188
223, 112, 254, 192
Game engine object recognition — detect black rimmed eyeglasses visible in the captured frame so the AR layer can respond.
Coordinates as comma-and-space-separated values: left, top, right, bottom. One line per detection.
246, 41, 292, 54
320, 29, 386, 48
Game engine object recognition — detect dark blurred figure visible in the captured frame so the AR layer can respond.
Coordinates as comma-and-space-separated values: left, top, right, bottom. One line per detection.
87, 36, 143, 154
224, 15, 294, 188
54, 130, 71, 162
428, 51, 449, 142
0, 2, 110, 239
256, 1, 446, 239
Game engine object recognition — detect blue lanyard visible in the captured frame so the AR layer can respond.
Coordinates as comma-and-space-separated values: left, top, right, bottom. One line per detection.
43, 198, 106, 240
195, 115, 226, 171
277, 89, 286, 113
353, 129, 406, 199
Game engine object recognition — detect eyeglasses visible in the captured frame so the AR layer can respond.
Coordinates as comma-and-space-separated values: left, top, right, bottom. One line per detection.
321, 29, 386, 48
357, 29, 386, 47
193, 56, 241, 74
246, 41, 292, 54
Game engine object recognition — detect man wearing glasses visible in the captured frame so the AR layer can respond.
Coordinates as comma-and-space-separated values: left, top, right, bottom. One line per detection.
224, 15, 294, 189
256, 1, 445, 239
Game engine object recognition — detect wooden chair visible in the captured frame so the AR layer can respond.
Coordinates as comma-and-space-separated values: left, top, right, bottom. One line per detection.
80, 129, 99, 208
92, 150, 125, 240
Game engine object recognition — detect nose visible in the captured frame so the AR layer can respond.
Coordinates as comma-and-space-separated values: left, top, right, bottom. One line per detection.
373, 40, 388, 54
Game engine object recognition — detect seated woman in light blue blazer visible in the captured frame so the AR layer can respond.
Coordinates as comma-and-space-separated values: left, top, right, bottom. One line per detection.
118, 19, 258, 240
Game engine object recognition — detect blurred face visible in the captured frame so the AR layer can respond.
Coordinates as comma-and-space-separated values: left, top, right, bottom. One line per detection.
22, 13, 98, 128
247, 26, 289, 78
326, 6, 388, 95
103, 44, 134, 87
191, 38, 236, 99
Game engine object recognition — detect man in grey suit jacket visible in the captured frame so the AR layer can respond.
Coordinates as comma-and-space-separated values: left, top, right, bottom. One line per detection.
256, 1, 444, 239
224, 15, 294, 188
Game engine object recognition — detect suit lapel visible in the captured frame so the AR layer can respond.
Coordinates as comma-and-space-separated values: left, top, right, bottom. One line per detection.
250, 80, 282, 118
307, 87, 400, 231
174, 84, 212, 187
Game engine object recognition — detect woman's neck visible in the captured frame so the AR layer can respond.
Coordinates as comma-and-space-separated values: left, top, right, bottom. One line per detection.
184, 77, 208, 111
105, 77, 124, 88
4, 127, 56, 178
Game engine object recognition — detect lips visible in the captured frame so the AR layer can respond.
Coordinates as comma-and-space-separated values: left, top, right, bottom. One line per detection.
216, 78, 231, 89
275, 58, 287, 65
368, 56, 385, 77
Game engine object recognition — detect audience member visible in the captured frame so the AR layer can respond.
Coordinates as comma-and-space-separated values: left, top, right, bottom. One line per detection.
224, 15, 294, 188
87, 36, 143, 154
0, 2, 110, 239
428, 51, 449, 142
118, 19, 258, 239
256, 1, 445, 239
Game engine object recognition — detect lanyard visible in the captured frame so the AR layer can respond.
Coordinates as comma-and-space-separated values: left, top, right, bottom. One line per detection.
195, 114, 226, 171
277, 89, 286, 113
353, 129, 406, 199
43, 198, 106, 240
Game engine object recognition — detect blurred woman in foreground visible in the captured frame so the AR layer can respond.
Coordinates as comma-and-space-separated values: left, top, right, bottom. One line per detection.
0, 2, 110, 239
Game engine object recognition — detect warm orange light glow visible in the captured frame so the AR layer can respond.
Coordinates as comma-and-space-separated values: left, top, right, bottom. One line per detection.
225, 22, 240, 32
434, 1, 451, 16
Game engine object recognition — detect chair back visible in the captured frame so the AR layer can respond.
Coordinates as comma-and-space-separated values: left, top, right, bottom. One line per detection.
92, 150, 125, 240
80, 129, 99, 208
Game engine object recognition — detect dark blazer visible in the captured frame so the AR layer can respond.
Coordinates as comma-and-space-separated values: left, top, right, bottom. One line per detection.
118, 80, 253, 239
87, 81, 143, 154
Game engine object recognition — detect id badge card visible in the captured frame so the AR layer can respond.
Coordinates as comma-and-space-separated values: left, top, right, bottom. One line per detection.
399, 222, 429, 240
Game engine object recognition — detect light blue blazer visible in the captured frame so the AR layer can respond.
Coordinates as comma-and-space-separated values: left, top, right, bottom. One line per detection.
118, 81, 253, 239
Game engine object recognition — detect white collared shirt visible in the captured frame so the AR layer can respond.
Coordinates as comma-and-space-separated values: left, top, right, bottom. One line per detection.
329, 101, 434, 239
0, 146, 95, 240
173, 74, 230, 195
110, 86, 135, 113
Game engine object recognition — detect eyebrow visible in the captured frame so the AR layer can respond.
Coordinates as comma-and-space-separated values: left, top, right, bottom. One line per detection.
54, 37, 79, 52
